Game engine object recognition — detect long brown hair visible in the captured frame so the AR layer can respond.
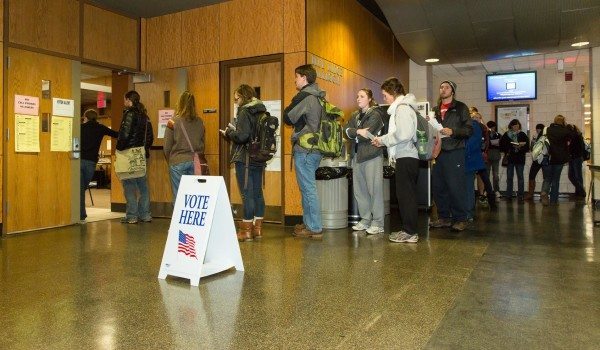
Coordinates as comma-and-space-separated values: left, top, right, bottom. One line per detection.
176, 91, 197, 121
125, 90, 147, 116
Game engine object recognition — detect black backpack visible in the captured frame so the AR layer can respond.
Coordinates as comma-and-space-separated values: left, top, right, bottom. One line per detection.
248, 111, 279, 163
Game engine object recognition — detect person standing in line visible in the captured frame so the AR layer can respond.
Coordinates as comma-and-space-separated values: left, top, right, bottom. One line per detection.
469, 109, 493, 208
429, 81, 473, 232
163, 91, 205, 200
80, 109, 119, 223
116, 90, 154, 224
222, 84, 268, 242
283, 64, 325, 239
524, 123, 545, 200
500, 119, 529, 202
567, 124, 586, 199
465, 112, 496, 217
486, 120, 502, 194
362, 77, 420, 242
541, 115, 572, 205
345, 88, 385, 235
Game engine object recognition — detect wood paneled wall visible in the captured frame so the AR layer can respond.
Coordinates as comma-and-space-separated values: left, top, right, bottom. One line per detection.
83, 4, 138, 69
7, 0, 138, 70
5, 49, 74, 233
142, 0, 305, 71
136, 0, 410, 219
9, 0, 80, 57
306, 0, 406, 86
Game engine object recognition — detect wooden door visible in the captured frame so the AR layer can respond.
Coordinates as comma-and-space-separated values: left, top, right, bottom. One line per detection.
222, 59, 283, 222
4, 49, 76, 233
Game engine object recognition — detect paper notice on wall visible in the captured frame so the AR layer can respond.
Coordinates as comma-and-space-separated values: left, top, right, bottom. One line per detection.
14, 95, 40, 116
263, 100, 282, 172
158, 109, 175, 139
52, 98, 75, 117
15, 114, 40, 152
50, 116, 73, 152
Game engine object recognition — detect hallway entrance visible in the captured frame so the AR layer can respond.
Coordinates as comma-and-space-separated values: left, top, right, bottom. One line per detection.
220, 55, 284, 223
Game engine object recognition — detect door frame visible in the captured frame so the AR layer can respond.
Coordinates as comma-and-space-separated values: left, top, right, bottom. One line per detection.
219, 53, 284, 223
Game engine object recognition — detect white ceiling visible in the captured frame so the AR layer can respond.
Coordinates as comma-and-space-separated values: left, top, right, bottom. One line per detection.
432, 49, 590, 76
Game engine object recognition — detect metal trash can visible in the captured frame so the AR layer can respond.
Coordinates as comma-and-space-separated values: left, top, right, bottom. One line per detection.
315, 163, 349, 229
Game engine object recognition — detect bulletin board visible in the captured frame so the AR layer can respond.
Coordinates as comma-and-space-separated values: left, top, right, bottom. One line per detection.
495, 105, 529, 136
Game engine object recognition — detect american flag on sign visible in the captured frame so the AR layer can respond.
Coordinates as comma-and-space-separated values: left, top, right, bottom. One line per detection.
178, 231, 197, 259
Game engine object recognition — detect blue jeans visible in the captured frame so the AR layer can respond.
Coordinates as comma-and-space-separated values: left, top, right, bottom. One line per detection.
568, 157, 585, 196
169, 161, 194, 201
122, 174, 151, 221
506, 163, 525, 198
542, 164, 564, 203
80, 159, 96, 220
234, 162, 266, 220
294, 152, 323, 232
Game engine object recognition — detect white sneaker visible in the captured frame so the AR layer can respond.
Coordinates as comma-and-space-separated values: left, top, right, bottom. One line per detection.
352, 222, 369, 231
366, 226, 384, 235
389, 231, 419, 243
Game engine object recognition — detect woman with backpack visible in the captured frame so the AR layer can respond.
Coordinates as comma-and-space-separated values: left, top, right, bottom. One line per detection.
222, 84, 268, 242
500, 119, 529, 202
344, 88, 385, 235
541, 115, 572, 205
163, 91, 206, 200
524, 123, 545, 200
359, 77, 420, 243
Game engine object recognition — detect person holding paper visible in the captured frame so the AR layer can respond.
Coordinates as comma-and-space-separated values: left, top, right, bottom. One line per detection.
222, 84, 267, 242
361, 77, 420, 243
80, 109, 118, 223
499, 119, 530, 201
116, 90, 154, 224
524, 123, 545, 200
163, 91, 206, 200
344, 88, 385, 235
429, 81, 473, 232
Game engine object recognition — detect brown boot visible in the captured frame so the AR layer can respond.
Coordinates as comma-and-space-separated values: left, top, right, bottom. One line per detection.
253, 217, 263, 239
237, 221, 253, 242
541, 192, 549, 206
524, 180, 535, 200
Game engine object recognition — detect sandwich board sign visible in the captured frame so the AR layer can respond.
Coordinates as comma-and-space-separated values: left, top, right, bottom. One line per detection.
158, 176, 244, 286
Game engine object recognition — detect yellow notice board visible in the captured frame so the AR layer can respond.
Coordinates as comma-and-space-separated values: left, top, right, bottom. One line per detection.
15, 114, 40, 152
51, 116, 73, 152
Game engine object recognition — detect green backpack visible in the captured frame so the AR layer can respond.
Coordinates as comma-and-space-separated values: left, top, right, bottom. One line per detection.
298, 98, 344, 158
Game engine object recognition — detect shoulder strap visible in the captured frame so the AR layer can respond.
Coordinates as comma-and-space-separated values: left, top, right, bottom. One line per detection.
179, 119, 196, 154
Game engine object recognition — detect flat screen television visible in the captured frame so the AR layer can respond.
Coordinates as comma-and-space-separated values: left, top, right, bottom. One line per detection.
486, 71, 537, 102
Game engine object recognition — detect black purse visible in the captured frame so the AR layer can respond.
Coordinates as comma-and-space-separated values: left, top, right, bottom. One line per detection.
501, 153, 509, 167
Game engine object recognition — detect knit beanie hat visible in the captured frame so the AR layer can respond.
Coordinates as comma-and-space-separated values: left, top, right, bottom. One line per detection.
441, 80, 457, 94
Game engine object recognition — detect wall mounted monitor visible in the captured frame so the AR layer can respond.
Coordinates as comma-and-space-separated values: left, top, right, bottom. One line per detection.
486, 71, 537, 102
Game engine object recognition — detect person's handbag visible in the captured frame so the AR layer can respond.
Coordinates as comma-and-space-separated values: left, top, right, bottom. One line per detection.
115, 146, 146, 180
180, 119, 209, 175
115, 119, 149, 180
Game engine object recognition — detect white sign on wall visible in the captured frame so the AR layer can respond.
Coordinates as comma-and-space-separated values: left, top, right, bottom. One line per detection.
52, 98, 75, 117
158, 176, 244, 286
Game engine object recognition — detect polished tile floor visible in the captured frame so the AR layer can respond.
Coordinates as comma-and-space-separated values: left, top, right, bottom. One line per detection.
0, 200, 598, 349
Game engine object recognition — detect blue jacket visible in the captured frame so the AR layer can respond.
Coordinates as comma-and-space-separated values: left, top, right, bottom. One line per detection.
465, 120, 485, 172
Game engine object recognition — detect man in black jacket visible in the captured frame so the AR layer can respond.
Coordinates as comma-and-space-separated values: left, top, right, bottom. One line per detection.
80, 109, 118, 223
429, 81, 473, 231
